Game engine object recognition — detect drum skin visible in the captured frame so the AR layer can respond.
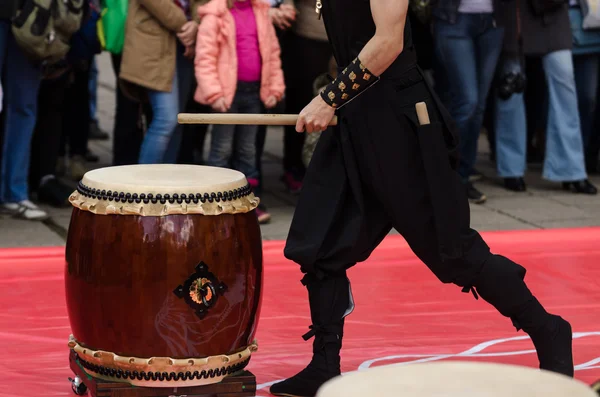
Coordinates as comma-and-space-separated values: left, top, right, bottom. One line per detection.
65, 207, 263, 359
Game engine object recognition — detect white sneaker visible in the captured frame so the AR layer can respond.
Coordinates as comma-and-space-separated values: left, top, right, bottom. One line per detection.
3, 200, 49, 221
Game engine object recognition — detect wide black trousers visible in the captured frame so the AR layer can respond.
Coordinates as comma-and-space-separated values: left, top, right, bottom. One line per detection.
284, 64, 491, 289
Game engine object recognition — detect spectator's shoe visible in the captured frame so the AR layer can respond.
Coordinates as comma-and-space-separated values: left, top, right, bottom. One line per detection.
56, 157, 66, 177
85, 148, 99, 163
504, 177, 527, 192
2, 200, 49, 221
468, 169, 483, 182
256, 205, 271, 224
89, 121, 109, 140
562, 180, 597, 195
37, 176, 73, 207
70, 155, 88, 181
466, 182, 487, 204
281, 171, 303, 194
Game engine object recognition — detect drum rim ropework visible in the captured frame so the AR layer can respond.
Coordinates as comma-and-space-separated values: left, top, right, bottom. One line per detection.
68, 335, 258, 388
68, 164, 259, 216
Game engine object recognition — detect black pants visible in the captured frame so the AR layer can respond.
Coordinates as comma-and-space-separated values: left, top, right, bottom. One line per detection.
29, 72, 69, 189
60, 63, 92, 157
285, 65, 489, 287
177, 87, 209, 164
255, 123, 267, 198
110, 53, 150, 165
281, 32, 331, 178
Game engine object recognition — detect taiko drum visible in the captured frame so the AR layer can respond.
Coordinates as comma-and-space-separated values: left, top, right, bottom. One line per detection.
64, 164, 263, 387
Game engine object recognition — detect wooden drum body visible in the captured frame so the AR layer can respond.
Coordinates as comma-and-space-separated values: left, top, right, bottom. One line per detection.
65, 165, 263, 388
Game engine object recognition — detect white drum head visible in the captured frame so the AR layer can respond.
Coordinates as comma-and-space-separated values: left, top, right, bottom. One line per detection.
317, 362, 596, 397
81, 164, 247, 194
69, 165, 258, 216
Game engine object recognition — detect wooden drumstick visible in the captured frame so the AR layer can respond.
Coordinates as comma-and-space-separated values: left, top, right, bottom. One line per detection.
415, 102, 430, 125
178, 113, 339, 126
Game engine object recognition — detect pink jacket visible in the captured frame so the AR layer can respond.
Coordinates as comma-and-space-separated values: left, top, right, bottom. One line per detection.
194, 0, 285, 107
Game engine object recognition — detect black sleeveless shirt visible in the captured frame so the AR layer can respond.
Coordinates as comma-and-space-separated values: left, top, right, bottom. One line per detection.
319, 0, 418, 77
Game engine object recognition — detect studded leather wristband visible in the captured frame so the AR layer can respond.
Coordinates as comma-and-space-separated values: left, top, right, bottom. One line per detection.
320, 57, 380, 109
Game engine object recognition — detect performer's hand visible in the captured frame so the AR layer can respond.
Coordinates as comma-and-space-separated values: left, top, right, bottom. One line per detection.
264, 96, 277, 109
212, 98, 229, 113
296, 95, 335, 133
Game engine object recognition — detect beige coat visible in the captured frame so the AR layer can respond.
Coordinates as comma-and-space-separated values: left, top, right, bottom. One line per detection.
120, 0, 205, 98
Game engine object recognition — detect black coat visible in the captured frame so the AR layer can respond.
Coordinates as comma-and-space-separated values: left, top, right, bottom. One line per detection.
495, 0, 572, 56
0, 0, 20, 21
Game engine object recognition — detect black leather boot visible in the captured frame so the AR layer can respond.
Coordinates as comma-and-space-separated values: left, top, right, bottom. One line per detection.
270, 272, 352, 397
465, 254, 573, 377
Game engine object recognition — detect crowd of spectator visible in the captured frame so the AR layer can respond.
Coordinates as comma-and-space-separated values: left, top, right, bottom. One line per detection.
0, 0, 598, 225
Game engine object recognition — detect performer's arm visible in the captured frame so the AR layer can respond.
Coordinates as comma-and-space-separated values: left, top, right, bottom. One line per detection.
357, 0, 407, 74
296, 0, 408, 133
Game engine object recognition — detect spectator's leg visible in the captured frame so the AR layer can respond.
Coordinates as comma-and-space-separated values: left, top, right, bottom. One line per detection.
64, 62, 93, 180
89, 57, 98, 125
493, 58, 527, 180
30, 73, 73, 207
541, 50, 588, 183
255, 122, 267, 198
0, 22, 47, 220
524, 57, 547, 164
233, 86, 269, 223
472, 15, 503, 175
588, 62, 600, 173
483, 93, 496, 162
207, 101, 239, 170
138, 72, 179, 164
164, 44, 195, 163
233, 88, 261, 181
178, 99, 209, 164
282, 32, 331, 192
433, 14, 486, 201
0, 22, 9, 187
87, 56, 107, 141
111, 53, 145, 165
573, 53, 599, 172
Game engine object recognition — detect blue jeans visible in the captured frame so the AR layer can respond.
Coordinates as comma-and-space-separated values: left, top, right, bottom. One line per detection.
433, 13, 504, 181
138, 63, 180, 164
494, 50, 587, 181
0, 20, 42, 203
164, 44, 195, 163
208, 83, 261, 179
573, 53, 600, 166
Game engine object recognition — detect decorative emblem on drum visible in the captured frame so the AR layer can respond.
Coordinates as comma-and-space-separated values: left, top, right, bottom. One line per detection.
173, 262, 227, 319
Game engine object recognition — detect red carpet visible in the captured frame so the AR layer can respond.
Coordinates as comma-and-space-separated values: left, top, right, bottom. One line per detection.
1, 228, 599, 396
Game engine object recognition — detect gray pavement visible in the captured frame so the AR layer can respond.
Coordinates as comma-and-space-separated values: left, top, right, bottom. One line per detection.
1, 52, 599, 248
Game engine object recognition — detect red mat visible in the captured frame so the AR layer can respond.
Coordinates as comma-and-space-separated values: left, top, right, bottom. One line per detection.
1, 228, 600, 396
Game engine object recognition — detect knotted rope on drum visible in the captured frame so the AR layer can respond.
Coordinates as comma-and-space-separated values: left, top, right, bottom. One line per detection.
68, 335, 258, 387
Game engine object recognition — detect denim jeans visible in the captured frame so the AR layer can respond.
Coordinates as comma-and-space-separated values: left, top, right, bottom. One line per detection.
494, 50, 587, 181
0, 20, 42, 203
433, 13, 504, 181
208, 82, 261, 180
573, 53, 600, 168
164, 43, 195, 163
138, 62, 179, 164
